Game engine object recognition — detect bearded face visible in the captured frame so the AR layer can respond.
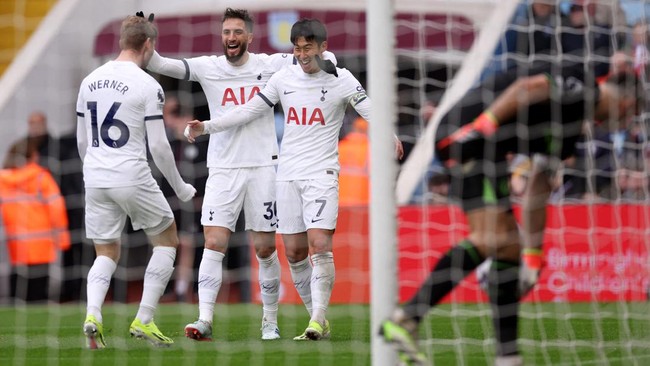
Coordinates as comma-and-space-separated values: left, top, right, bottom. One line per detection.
221, 18, 251, 64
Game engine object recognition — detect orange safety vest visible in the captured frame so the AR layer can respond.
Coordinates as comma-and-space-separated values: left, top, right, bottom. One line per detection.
338, 132, 370, 206
0, 162, 70, 265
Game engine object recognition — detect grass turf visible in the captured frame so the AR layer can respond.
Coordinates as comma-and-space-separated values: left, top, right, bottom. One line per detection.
1, 302, 649, 365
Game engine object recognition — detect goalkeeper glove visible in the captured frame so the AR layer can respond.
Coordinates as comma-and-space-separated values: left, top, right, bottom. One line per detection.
436, 111, 499, 162
519, 248, 544, 297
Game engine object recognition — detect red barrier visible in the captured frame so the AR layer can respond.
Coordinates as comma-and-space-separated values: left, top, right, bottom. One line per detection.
251, 204, 650, 304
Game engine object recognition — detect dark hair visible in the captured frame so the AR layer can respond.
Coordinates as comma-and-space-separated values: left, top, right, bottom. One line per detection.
290, 18, 327, 45
569, 4, 583, 12
605, 70, 646, 111
3, 137, 39, 169
223, 8, 253, 32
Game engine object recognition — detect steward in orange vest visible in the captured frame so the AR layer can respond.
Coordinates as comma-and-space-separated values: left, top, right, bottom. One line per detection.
338, 117, 370, 206
0, 137, 70, 301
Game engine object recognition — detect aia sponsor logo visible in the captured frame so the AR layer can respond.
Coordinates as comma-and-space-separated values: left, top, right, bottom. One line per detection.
221, 86, 261, 106
286, 107, 325, 125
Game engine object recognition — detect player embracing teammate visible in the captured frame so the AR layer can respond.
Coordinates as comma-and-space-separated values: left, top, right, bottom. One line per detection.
148, 9, 341, 341
185, 18, 403, 340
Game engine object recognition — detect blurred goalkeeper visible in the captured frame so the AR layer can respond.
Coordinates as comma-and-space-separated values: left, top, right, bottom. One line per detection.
76, 13, 195, 349
380, 62, 644, 366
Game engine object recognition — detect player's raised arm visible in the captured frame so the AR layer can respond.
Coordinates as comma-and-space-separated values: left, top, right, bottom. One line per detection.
184, 95, 273, 142
147, 51, 188, 80
146, 118, 196, 202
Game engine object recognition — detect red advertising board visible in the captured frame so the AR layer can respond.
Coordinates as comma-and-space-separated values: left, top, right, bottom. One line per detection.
251, 205, 650, 304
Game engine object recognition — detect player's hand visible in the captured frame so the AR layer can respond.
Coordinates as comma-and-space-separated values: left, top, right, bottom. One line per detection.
394, 135, 404, 160
519, 248, 544, 297
184, 120, 205, 143
176, 183, 196, 202
315, 55, 338, 77
135, 11, 154, 22
436, 111, 499, 162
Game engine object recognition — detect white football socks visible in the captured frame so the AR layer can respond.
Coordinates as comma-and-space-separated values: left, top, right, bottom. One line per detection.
257, 250, 281, 324
310, 252, 335, 325
86, 255, 117, 323
197, 248, 225, 323
289, 256, 314, 317
136, 246, 176, 324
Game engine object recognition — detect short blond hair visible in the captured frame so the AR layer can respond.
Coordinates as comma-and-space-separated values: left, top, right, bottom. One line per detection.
119, 15, 157, 51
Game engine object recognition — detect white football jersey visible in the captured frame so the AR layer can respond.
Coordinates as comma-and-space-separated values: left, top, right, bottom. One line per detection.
258, 66, 370, 180
76, 61, 165, 188
185, 53, 295, 168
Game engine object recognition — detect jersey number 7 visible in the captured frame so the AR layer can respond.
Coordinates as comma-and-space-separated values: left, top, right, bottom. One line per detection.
87, 101, 130, 148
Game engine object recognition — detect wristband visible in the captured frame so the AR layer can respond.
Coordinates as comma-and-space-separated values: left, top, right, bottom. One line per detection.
522, 248, 543, 270
472, 111, 499, 136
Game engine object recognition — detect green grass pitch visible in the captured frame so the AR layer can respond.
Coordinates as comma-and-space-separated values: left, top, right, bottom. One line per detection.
1, 302, 649, 365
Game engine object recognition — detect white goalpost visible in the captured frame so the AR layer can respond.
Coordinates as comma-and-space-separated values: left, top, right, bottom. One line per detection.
367, 1, 398, 365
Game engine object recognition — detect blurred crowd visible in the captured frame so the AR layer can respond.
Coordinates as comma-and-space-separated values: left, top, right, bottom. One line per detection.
417, 0, 650, 205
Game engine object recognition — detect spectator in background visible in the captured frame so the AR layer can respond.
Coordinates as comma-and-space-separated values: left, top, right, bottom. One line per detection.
632, 21, 649, 81
425, 165, 450, 205
0, 137, 70, 302
338, 117, 369, 206
27, 111, 58, 175
159, 95, 209, 302
484, 0, 558, 79
514, 0, 557, 57
560, 2, 614, 78
614, 120, 647, 200
24, 110, 86, 302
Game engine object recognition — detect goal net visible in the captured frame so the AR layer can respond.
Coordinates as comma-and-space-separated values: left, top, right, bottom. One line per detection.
1, 0, 649, 365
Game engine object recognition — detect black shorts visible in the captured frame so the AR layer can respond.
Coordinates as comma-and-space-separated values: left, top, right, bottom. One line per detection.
436, 118, 515, 212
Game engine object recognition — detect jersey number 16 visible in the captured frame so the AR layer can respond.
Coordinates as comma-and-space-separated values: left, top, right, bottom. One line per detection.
87, 101, 130, 148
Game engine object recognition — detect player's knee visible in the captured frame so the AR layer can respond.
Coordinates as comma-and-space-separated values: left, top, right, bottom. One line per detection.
204, 236, 228, 253
285, 246, 309, 263
251, 231, 276, 256
93, 241, 121, 262
255, 245, 276, 259
309, 236, 332, 255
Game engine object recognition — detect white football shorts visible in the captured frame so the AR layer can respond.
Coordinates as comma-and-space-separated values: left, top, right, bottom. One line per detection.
276, 178, 339, 234
201, 166, 277, 232
85, 179, 174, 241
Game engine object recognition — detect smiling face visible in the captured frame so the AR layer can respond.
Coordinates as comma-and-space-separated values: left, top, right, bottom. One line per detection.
293, 36, 327, 74
221, 18, 252, 65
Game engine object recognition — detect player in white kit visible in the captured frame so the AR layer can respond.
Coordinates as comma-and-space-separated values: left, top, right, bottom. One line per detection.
147, 8, 336, 341
186, 18, 404, 340
77, 13, 196, 349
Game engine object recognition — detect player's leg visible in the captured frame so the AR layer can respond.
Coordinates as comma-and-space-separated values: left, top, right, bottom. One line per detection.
129, 221, 177, 347
521, 154, 553, 250
301, 178, 338, 341
186, 168, 244, 340
244, 166, 282, 339
251, 231, 281, 339
119, 181, 177, 347
174, 231, 195, 302
82, 187, 126, 349
304, 228, 334, 341
277, 181, 313, 318
284, 232, 312, 314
